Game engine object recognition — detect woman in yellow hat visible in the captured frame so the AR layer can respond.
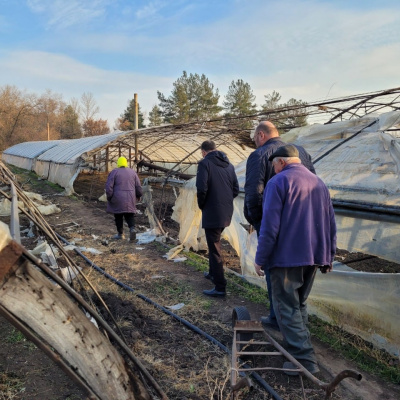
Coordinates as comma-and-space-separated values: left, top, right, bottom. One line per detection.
105, 156, 142, 240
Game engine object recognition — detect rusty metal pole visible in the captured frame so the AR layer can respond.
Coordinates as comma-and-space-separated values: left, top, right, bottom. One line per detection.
105, 147, 109, 173
10, 182, 21, 244
134, 93, 138, 164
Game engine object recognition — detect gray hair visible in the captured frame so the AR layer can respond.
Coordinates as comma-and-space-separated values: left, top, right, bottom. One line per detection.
272, 156, 301, 164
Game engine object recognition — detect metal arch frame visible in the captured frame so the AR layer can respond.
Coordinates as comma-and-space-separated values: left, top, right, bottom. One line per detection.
80, 87, 400, 179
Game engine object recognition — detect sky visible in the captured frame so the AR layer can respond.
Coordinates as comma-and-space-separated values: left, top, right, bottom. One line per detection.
1, 0, 400, 128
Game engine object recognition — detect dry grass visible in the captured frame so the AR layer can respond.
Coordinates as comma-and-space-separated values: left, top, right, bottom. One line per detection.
0, 372, 25, 400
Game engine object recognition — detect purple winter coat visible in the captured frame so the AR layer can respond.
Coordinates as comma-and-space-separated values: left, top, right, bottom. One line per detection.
105, 167, 143, 214
255, 163, 336, 269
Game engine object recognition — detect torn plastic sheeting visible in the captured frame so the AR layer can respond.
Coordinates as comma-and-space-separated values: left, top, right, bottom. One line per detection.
166, 303, 185, 310
63, 244, 77, 251
59, 265, 82, 284
165, 244, 184, 260
21, 221, 35, 238
78, 247, 103, 255
310, 264, 400, 357
63, 242, 103, 255
0, 221, 12, 251
0, 197, 61, 217
136, 229, 159, 244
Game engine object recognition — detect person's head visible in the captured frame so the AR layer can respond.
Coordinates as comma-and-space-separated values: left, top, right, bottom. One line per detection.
253, 121, 280, 148
268, 144, 301, 174
117, 156, 128, 168
200, 140, 216, 158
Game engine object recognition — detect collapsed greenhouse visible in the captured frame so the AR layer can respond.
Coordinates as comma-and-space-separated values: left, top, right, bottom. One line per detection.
2, 86, 400, 359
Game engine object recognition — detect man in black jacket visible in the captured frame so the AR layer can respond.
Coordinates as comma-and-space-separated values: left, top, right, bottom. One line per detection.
196, 140, 239, 297
244, 121, 315, 328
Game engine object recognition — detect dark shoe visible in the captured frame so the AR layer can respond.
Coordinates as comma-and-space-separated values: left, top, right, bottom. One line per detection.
283, 361, 320, 376
203, 288, 226, 297
113, 233, 125, 240
129, 228, 137, 241
204, 272, 214, 281
301, 360, 320, 374
261, 315, 280, 331
283, 361, 301, 376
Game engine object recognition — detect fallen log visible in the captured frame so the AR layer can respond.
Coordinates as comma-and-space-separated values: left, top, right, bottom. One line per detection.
0, 222, 151, 400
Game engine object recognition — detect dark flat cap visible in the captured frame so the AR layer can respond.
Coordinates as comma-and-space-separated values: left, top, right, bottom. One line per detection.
269, 144, 299, 161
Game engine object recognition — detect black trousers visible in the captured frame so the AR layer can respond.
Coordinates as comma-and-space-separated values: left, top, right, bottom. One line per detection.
114, 213, 135, 234
205, 228, 226, 292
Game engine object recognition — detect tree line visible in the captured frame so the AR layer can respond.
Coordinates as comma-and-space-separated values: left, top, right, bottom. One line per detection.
0, 71, 307, 151
0, 86, 108, 151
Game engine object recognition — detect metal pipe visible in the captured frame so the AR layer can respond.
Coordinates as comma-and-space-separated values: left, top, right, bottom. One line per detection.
137, 160, 194, 180
333, 199, 400, 215
9, 182, 20, 243
333, 206, 400, 224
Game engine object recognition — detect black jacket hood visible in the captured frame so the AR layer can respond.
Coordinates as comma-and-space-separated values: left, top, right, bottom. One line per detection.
205, 150, 230, 168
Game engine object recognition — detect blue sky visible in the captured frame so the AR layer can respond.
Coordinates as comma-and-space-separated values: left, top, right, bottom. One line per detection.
1, 0, 399, 127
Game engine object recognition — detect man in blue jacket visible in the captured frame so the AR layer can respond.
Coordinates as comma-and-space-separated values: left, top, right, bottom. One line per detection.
255, 144, 336, 374
245, 121, 315, 330
196, 140, 239, 297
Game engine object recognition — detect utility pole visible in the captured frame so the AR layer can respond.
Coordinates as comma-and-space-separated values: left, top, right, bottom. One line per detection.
134, 93, 138, 162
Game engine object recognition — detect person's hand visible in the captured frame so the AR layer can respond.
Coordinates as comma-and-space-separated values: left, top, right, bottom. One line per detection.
319, 264, 333, 273
254, 263, 264, 277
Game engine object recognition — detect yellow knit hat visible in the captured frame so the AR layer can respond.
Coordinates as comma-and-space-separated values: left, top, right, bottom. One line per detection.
117, 156, 128, 168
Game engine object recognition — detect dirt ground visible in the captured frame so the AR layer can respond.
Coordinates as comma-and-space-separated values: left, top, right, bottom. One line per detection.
1, 171, 400, 399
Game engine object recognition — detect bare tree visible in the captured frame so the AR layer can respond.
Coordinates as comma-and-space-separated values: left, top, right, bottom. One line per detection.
69, 97, 81, 118
80, 92, 102, 137
37, 89, 65, 140
0, 85, 38, 150
80, 92, 99, 121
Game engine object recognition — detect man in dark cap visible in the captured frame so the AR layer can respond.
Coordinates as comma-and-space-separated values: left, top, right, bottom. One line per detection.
244, 121, 315, 330
196, 140, 239, 297
254, 144, 336, 375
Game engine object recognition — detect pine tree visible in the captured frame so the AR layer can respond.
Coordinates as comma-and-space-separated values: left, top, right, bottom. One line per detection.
118, 99, 145, 130
157, 71, 222, 123
59, 105, 81, 139
261, 91, 308, 133
223, 79, 257, 118
148, 105, 163, 127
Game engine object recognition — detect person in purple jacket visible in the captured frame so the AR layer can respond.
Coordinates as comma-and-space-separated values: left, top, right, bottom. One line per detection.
245, 121, 315, 331
105, 156, 143, 241
254, 144, 336, 375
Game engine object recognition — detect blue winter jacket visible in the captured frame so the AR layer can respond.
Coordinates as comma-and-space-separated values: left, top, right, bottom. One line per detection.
244, 137, 315, 226
255, 163, 336, 268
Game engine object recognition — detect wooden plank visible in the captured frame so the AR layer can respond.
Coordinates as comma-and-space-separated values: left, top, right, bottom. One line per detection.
0, 259, 143, 400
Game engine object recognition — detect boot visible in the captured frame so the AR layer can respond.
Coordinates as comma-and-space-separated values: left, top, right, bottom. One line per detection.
113, 233, 125, 240
129, 227, 137, 241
